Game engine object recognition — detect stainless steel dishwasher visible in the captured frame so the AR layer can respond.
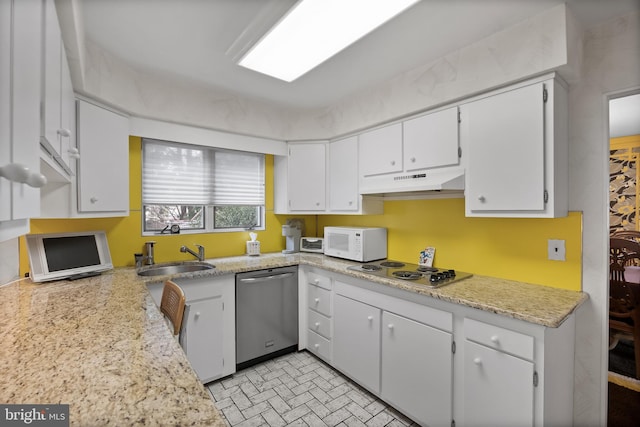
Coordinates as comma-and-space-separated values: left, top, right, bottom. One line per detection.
235, 266, 298, 370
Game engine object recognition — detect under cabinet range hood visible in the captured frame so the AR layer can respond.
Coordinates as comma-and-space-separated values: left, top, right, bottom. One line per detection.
357, 106, 465, 199
359, 167, 465, 197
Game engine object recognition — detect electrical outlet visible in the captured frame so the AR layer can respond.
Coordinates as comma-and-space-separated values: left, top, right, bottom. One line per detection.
548, 239, 566, 261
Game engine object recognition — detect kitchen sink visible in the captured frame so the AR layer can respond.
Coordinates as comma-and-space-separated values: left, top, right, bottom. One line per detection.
137, 262, 215, 277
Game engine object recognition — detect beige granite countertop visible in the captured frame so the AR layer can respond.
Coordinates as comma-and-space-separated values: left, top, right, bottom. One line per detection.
0, 252, 587, 426
0, 273, 226, 426
139, 252, 588, 328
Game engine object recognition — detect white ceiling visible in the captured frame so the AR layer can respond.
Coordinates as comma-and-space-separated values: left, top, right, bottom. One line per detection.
80, 0, 640, 110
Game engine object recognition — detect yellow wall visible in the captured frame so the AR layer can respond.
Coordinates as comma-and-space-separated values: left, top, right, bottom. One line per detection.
317, 200, 582, 291
21, 136, 582, 291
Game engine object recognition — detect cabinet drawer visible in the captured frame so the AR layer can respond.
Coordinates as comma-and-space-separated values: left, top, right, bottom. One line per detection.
308, 284, 331, 316
307, 271, 331, 290
308, 309, 331, 339
464, 318, 534, 360
307, 330, 332, 362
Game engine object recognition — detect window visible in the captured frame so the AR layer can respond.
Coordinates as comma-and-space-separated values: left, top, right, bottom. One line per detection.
142, 139, 265, 233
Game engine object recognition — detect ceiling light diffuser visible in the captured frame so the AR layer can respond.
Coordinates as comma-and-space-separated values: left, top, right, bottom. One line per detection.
238, 0, 420, 82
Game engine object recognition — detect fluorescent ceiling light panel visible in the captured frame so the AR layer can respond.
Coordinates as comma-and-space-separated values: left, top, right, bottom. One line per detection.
239, 0, 420, 82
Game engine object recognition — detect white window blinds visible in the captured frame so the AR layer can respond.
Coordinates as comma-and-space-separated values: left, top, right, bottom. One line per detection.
142, 139, 264, 206
213, 150, 265, 205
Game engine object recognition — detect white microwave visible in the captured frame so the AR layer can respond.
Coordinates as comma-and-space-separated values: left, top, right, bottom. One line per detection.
323, 226, 387, 262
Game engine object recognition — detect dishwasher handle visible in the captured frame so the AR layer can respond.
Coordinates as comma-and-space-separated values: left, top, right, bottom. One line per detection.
238, 272, 295, 283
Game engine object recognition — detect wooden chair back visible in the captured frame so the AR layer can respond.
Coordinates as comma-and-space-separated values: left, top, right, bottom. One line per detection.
611, 229, 640, 242
612, 230, 640, 265
160, 280, 186, 336
609, 237, 640, 378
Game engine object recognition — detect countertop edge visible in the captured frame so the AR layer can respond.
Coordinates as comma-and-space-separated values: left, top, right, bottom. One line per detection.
132, 252, 588, 328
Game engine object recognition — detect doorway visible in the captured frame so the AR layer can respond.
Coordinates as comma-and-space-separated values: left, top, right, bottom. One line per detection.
607, 92, 640, 426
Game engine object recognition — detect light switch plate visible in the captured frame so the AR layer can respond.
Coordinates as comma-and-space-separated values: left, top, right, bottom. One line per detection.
548, 239, 566, 261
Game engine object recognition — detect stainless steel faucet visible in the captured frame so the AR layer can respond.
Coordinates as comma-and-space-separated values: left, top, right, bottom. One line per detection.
180, 244, 205, 261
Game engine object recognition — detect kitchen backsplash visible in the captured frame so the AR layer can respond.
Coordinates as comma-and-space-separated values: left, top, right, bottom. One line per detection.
317, 199, 582, 291
15, 138, 581, 291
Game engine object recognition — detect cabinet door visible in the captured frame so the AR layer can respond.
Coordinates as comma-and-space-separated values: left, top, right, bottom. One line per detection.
288, 143, 325, 211
3, 0, 41, 224
403, 106, 459, 172
381, 312, 453, 427
59, 53, 76, 174
359, 123, 402, 177
181, 297, 224, 384
329, 136, 358, 211
76, 100, 129, 213
464, 340, 534, 427
463, 82, 545, 212
0, 0, 11, 222
333, 294, 380, 394
42, 0, 61, 153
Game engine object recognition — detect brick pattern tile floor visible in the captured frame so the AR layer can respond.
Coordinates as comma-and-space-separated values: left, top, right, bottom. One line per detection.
207, 351, 418, 427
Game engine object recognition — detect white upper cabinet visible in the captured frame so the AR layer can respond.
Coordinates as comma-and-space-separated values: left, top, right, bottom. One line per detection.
0, 0, 42, 241
359, 123, 403, 177
328, 136, 359, 212
40, 0, 75, 177
287, 143, 326, 212
358, 108, 464, 196
403, 106, 459, 171
76, 100, 129, 214
461, 75, 568, 217
274, 138, 382, 215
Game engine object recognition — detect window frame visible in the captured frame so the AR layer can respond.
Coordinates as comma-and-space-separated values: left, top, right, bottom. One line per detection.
141, 139, 266, 236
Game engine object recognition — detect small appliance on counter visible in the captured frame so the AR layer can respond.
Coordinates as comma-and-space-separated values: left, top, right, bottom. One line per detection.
324, 226, 387, 262
300, 237, 324, 253
282, 225, 301, 253
26, 231, 114, 282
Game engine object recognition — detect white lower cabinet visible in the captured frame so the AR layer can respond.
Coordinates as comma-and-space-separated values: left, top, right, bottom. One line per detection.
147, 274, 235, 384
463, 340, 534, 426
382, 311, 453, 427
181, 297, 225, 384
301, 268, 576, 427
332, 278, 454, 426
333, 294, 381, 394
304, 268, 333, 363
